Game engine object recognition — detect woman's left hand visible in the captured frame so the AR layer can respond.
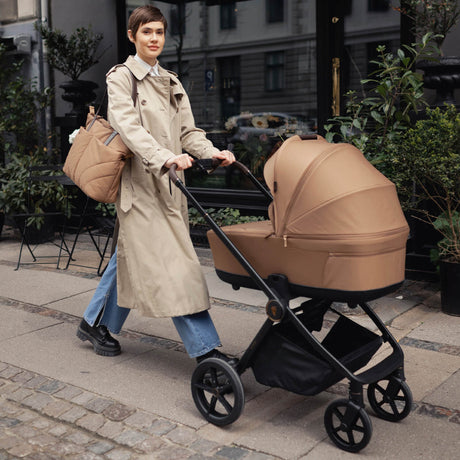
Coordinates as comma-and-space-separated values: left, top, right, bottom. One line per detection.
212, 150, 235, 167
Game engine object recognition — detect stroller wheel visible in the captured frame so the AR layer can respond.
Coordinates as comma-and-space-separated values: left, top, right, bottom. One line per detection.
324, 398, 372, 453
191, 357, 244, 426
367, 378, 413, 422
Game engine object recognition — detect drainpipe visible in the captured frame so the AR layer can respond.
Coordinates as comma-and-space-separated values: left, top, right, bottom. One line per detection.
38, 0, 53, 153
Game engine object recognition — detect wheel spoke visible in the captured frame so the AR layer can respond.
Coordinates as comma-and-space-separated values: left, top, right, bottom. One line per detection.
193, 382, 212, 392
333, 407, 344, 422
347, 429, 355, 445
208, 395, 217, 414
217, 394, 233, 414
389, 399, 399, 415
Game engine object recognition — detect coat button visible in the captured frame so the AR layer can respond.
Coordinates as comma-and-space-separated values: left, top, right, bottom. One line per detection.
141, 99, 147, 105
142, 157, 149, 165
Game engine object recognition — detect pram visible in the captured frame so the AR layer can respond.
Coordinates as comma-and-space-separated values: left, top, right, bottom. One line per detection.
169, 135, 413, 453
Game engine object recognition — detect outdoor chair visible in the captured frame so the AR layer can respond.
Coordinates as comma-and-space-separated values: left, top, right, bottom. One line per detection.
12, 165, 71, 270
62, 193, 115, 275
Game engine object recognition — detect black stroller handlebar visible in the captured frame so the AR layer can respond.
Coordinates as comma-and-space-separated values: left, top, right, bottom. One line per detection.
168, 158, 272, 201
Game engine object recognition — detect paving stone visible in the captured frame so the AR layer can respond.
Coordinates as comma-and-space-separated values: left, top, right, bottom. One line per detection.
71, 391, 98, 406
67, 452, 103, 460
135, 435, 166, 453
38, 379, 66, 394
104, 448, 134, 460
0, 417, 21, 428
28, 433, 58, 447
114, 429, 148, 448
58, 406, 88, 423
48, 424, 69, 437
123, 411, 156, 429
42, 400, 74, 417
30, 417, 52, 430
216, 446, 250, 459
103, 403, 136, 421
6, 387, 34, 403
84, 397, 115, 414
23, 375, 50, 389
22, 393, 54, 410
0, 363, 8, 372
10, 370, 35, 384
15, 410, 38, 423
244, 453, 277, 460
96, 420, 125, 440
9, 424, 37, 438
45, 440, 86, 456
0, 366, 22, 379
75, 413, 105, 432
189, 437, 220, 455
7, 442, 34, 457
87, 440, 115, 455
154, 444, 193, 460
145, 418, 176, 436
165, 425, 199, 447
53, 385, 83, 401
0, 434, 21, 450
65, 430, 94, 445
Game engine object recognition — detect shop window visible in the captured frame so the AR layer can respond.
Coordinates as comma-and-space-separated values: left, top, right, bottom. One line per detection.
170, 3, 186, 36
266, 0, 284, 23
368, 0, 390, 12
265, 51, 285, 91
220, 2, 236, 30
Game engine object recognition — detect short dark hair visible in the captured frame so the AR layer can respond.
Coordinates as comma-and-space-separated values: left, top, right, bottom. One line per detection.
128, 6, 168, 39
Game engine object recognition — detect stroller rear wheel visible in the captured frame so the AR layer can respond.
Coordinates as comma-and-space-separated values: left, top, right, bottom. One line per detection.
367, 377, 412, 422
191, 357, 244, 426
324, 398, 372, 452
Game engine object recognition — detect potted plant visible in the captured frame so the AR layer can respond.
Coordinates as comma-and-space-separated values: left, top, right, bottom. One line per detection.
0, 43, 71, 241
396, 0, 460, 106
0, 149, 72, 242
37, 23, 106, 118
391, 104, 460, 315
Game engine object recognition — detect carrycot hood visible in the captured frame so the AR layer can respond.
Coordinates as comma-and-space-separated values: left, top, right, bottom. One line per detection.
263, 135, 408, 238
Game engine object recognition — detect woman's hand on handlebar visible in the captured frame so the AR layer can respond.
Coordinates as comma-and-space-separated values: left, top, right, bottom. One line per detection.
212, 150, 235, 167
164, 154, 194, 171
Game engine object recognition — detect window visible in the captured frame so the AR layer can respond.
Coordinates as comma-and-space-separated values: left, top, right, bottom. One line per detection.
170, 3, 186, 36
265, 51, 285, 91
368, 0, 390, 12
220, 2, 236, 30
266, 0, 284, 23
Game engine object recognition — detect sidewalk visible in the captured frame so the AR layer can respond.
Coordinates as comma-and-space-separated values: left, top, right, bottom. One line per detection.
0, 228, 459, 459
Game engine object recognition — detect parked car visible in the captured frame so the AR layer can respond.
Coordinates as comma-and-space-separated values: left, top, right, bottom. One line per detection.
225, 112, 315, 145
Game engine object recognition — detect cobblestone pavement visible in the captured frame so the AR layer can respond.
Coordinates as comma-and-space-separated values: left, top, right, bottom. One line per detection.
0, 360, 277, 460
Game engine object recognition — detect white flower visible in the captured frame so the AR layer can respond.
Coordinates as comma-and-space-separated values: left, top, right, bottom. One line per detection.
251, 116, 269, 129
68, 128, 80, 145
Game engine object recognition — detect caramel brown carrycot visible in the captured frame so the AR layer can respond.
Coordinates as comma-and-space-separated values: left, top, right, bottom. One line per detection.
208, 135, 409, 300
168, 137, 413, 453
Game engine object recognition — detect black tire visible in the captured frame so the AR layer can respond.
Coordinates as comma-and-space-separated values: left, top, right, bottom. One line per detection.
367, 378, 413, 422
324, 398, 373, 453
191, 357, 244, 426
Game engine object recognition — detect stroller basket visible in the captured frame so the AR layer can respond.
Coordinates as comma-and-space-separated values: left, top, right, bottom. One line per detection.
251, 313, 383, 396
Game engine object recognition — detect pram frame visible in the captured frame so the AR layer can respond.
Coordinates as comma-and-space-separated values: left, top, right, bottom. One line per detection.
170, 157, 412, 452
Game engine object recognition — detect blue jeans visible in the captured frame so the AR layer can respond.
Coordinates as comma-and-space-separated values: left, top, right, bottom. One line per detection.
83, 248, 221, 358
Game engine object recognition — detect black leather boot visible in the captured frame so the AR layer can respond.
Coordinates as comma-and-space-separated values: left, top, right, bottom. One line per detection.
196, 349, 239, 367
77, 319, 121, 356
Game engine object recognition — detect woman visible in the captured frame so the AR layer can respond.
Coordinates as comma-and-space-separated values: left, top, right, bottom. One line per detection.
77, 5, 236, 364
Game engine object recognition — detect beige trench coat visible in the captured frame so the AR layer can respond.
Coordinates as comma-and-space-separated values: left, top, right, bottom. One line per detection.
107, 56, 219, 318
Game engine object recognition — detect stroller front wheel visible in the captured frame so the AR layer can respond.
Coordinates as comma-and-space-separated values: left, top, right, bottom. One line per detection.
324, 398, 372, 453
191, 357, 244, 426
367, 378, 413, 422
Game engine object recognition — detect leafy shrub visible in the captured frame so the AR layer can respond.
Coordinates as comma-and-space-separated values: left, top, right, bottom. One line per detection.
188, 207, 264, 227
